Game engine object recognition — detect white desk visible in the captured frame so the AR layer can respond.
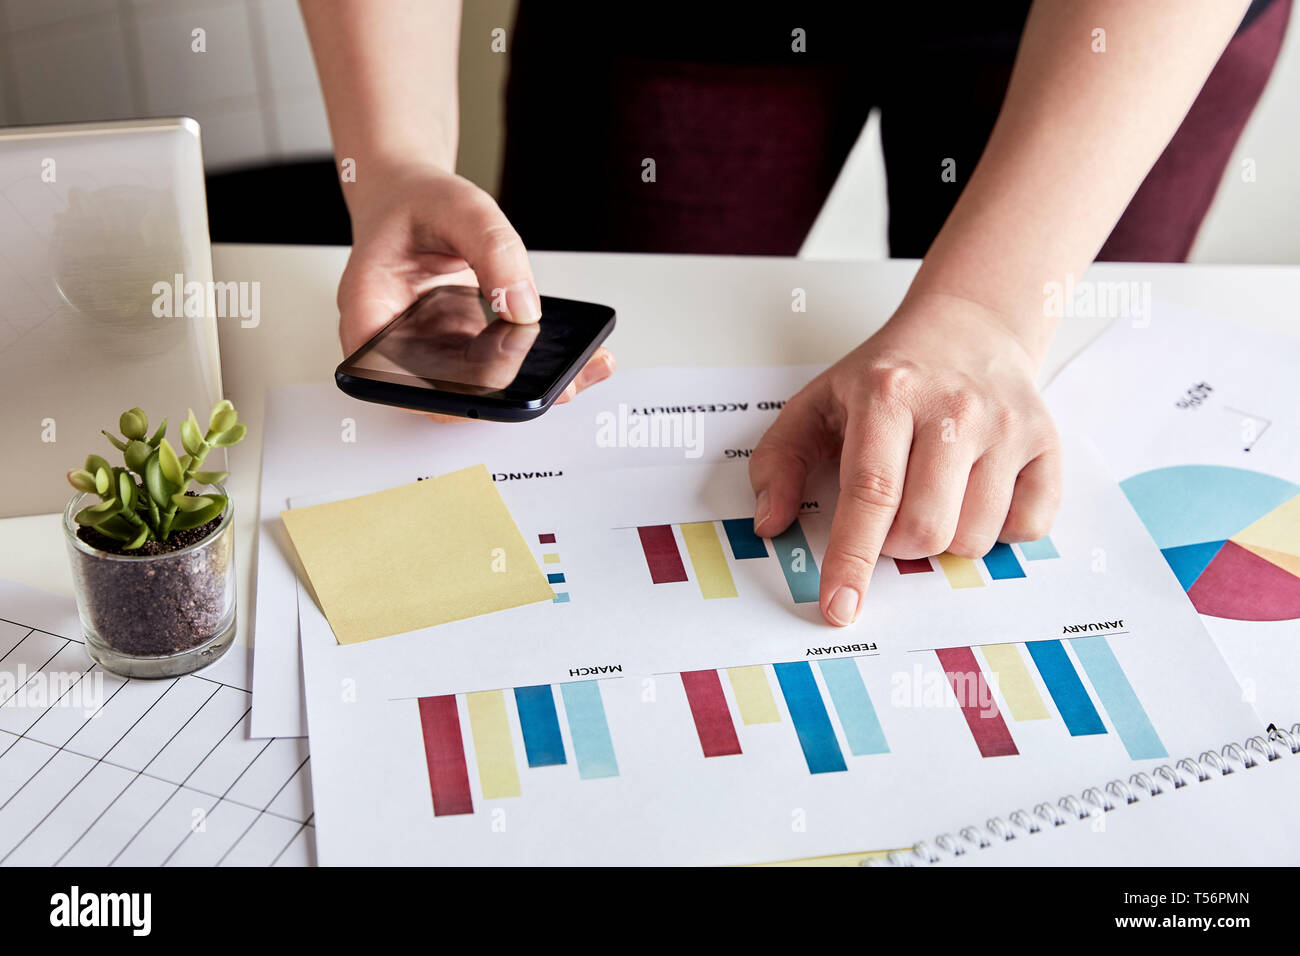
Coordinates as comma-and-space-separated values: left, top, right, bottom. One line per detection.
3, 246, 1297, 656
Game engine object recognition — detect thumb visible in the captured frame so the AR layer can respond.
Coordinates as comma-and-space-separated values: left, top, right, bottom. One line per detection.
448, 192, 541, 324
749, 390, 833, 539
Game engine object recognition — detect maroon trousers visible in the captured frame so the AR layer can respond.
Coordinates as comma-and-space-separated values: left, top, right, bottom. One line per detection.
499, 1, 1291, 262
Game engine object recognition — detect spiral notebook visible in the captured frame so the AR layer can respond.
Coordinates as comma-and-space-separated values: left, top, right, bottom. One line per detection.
872, 723, 1300, 866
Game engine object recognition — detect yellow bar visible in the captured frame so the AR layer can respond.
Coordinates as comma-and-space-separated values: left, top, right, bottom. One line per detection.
936, 552, 985, 589
466, 690, 522, 799
542, 552, 561, 564
727, 665, 781, 724
981, 644, 1051, 721
680, 522, 739, 599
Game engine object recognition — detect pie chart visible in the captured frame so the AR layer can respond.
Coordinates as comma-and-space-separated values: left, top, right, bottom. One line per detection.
1120, 465, 1300, 622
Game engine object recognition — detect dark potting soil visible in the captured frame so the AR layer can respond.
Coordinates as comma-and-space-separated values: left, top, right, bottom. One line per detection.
73, 512, 231, 657
77, 517, 221, 556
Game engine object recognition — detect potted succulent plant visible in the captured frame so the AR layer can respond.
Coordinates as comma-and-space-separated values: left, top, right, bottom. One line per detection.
64, 400, 246, 678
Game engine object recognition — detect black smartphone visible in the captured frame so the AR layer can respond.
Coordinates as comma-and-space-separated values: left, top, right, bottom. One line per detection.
335, 285, 616, 422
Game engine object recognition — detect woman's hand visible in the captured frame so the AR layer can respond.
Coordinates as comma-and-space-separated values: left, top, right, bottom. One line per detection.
750, 291, 1061, 627
336, 161, 615, 416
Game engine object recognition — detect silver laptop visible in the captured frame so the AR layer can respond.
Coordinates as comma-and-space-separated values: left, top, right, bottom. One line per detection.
0, 118, 223, 517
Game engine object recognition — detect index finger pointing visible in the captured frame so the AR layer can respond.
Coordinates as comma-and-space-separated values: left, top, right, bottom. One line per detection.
819, 405, 914, 626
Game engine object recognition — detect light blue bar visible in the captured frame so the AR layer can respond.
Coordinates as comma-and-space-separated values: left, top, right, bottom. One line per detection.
771, 521, 820, 605
1018, 536, 1059, 560
817, 658, 889, 755
559, 680, 619, 778
553, 592, 570, 604
1069, 636, 1167, 760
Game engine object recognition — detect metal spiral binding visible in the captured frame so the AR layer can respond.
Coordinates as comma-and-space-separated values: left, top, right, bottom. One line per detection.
870, 722, 1300, 867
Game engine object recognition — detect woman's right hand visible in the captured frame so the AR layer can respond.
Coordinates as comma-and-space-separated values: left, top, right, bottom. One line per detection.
336, 161, 615, 406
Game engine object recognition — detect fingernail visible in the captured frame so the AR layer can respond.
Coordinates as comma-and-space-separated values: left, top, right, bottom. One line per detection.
826, 586, 860, 626
753, 489, 771, 532
505, 282, 542, 323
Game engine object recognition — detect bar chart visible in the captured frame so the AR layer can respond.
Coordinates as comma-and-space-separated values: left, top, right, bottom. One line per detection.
893, 537, 1060, 590
635, 516, 821, 604
415, 677, 620, 818
681, 658, 890, 775
934, 634, 1167, 761
537, 531, 570, 603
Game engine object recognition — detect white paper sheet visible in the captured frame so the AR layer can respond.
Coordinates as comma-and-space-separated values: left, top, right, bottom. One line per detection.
0, 578, 313, 866
252, 366, 822, 736
1047, 306, 1300, 723
928, 733, 1300, 867
296, 441, 1263, 865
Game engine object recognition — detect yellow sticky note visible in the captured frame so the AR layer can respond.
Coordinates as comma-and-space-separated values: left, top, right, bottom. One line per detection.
281, 465, 555, 644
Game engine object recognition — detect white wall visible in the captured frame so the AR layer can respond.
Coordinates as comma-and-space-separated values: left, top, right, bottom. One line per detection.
1, 0, 1294, 263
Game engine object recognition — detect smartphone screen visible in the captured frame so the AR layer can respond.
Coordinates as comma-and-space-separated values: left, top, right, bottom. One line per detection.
340, 286, 614, 401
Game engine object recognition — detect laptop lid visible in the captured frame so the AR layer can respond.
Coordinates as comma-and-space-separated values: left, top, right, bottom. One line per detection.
0, 117, 223, 517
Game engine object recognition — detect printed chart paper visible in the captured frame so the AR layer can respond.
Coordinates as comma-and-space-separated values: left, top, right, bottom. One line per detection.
281, 466, 554, 645
253, 366, 822, 736
296, 442, 1262, 865
0, 579, 313, 866
1047, 306, 1300, 721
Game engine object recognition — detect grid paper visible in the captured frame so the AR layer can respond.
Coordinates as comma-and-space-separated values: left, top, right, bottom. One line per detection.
0, 611, 314, 867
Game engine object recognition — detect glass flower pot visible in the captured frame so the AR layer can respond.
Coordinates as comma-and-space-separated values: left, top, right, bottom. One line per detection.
63, 485, 236, 679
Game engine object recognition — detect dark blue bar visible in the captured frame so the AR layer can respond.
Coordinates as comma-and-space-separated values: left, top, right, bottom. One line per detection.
773, 662, 847, 774
722, 518, 769, 560
983, 543, 1026, 580
1024, 640, 1106, 736
547, 572, 566, 584
513, 685, 567, 767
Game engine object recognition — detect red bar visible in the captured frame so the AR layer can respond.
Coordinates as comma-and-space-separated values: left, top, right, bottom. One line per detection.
417, 695, 474, 816
894, 558, 934, 575
538, 532, 556, 544
934, 647, 1019, 758
638, 525, 688, 583
681, 670, 742, 757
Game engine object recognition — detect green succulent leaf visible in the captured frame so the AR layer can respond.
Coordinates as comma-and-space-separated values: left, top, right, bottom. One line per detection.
116, 471, 136, 510
169, 495, 226, 530
94, 467, 111, 496
91, 516, 133, 541
144, 451, 174, 508
119, 407, 148, 440
124, 439, 152, 473
84, 454, 111, 477
158, 438, 183, 485
122, 525, 150, 550
146, 418, 168, 448
181, 410, 204, 456
74, 498, 118, 526
100, 430, 128, 452
192, 471, 228, 485
210, 423, 247, 447
67, 469, 96, 493
209, 400, 237, 436
171, 493, 212, 512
